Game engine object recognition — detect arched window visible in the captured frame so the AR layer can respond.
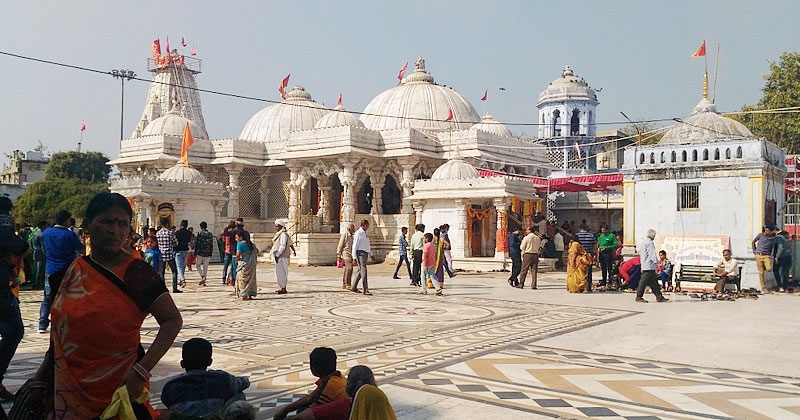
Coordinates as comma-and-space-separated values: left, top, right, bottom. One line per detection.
703, 149, 709, 160
725, 148, 732, 159
692, 150, 698, 161
552, 109, 561, 137
714, 148, 720, 160
660, 152, 666, 163
736, 146, 743, 158
671, 151, 677, 162
682, 150, 687, 162
357, 178, 373, 214
381, 175, 401, 214
570, 108, 580, 136
639, 153, 645, 164
649, 153, 655, 164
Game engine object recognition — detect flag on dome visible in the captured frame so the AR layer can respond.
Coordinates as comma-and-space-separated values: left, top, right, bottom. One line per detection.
397, 62, 408, 82
278, 74, 291, 99
480, 89, 487, 101
165, 36, 171, 55
337, 93, 342, 106
151, 39, 161, 58
181, 36, 187, 47
80, 121, 86, 132
444, 109, 453, 122
190, 46, 197, 56
180, 122, 194, 166
691, 40, 706, 59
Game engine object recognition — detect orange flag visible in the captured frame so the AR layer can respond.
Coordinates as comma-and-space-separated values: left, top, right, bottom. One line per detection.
180, 122, 194, 166
691, 40, 706, 59
151, 39, 161, 58
278, 74, 291, 99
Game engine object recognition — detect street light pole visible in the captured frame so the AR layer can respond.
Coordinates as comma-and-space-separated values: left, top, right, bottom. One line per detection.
619, 111, 641, 146
111, 69, 136, 142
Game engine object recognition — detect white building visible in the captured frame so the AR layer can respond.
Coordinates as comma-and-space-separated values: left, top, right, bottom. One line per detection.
621, 94, 786, 290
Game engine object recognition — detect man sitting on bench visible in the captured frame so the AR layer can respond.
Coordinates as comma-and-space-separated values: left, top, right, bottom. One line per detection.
713, 249, 739, 292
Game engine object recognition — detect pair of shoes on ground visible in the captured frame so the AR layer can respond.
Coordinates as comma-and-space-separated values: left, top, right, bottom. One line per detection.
635, 297, 670, 303
351, 289, 372, 295
419, 290, 443, 296
275, 288, 288, 294
392, 275, 400, 279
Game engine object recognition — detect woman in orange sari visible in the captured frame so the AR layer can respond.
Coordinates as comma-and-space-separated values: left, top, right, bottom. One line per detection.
566, 241, 594, 293
48, 192, 182, 419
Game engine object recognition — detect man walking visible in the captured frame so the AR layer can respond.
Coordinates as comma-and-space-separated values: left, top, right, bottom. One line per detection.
194, 221, 214, 286
772, 227, 791, 292
220, 220, 236, 284
351, 219, 373, 295
271, 219, 292, 294
636, 229, 668, 303
174, 220, 192, 288
39, 209, 84, 333
157, 217, 181, 293
576, 224, 597, 291
507, 227, 522, 287
392, 227, 412, 280
752, 225, 776, 292
410, 224, 425, 287
518, 227, 541, 289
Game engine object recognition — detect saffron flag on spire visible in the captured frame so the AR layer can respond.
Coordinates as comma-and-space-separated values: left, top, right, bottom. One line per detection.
691, 40, 706, 59
397, 62, 408, 83
181, 36, 187, 47
151, 39, 161, 58
165, 36, 171, 55
337, 93, 343, 106
278, 74, 291, 99
180, 122, 194, 166
480, 89, 488, 101
444, 108, 453, 122
190, 46, 197, 56
80, 121, 86, 132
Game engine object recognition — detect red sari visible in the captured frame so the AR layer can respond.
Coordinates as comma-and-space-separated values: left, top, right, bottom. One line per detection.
50, 256, 166, 420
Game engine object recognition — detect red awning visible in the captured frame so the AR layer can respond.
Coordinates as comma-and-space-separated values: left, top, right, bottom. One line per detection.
477, 170, 622, 192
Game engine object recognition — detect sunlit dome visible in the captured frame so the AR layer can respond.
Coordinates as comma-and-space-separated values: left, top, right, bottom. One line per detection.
431, 158, 480, 180
659, 98, 755, 145
158, 163, 207, 182
471, 112, 513, 137
537, 66, 598, 106
360, 57, 480, 131
314, 103, 365, 129
142, 108, 207, 140
239, 85, 329, 142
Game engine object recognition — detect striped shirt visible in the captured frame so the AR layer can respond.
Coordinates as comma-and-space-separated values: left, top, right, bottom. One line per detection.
398, 235, 409, 257
576, 230, 596, 253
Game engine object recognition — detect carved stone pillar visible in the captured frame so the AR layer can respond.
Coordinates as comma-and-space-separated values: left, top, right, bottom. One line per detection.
259, 171, 269, 219
225, 167, 241, 218
317, 176, 332, 231
135, 198, 150, 232
288, 170, 306, 229
338, 164, 356, 232
369, 175, 384, 215
454, 199, 469, 259
411, 200, 426, 227
212, 200, 225, 235
493, 198, 510, 259
400, 164, 415, 214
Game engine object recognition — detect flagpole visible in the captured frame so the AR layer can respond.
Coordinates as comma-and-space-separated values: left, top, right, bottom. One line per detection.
712, 43, 720, 103
78, 130, 82, 153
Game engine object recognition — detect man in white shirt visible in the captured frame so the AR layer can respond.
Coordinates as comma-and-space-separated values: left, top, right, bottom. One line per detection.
410, 224, 425, 287
553, 230, 565, 269
518, 227, 542, 289
271, 219, 292, 294
351, 219, 373, 295
713, 249, 739, 292
636, 229, 668, 303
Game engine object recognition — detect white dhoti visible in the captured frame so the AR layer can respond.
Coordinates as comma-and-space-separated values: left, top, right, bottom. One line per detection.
275, 257, 289, 288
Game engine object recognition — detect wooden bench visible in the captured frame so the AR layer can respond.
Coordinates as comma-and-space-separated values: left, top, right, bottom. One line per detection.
676, 264, 742, 292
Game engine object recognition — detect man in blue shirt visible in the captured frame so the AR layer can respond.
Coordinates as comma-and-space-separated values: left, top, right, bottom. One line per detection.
392, 227, 412, 280
636, 229, 668, 303
507, 227, 522, 287
39, 210, 83, 333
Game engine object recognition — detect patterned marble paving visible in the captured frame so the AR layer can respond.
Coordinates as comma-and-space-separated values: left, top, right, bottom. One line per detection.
3, 274, 798, 419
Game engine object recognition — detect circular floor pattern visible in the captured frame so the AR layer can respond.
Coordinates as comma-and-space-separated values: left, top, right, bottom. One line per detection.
329, 300, 494, 322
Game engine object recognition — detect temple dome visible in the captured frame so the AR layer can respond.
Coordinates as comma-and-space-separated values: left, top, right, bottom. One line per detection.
239, 85, 329, 142
471, 112, 513, 137
142, 109, 207, 140
431, 158, 480, 180
659, 98, 755, 145
158, 163, 208, 182
314, 104, 365, 129
360, 58, 480, 131
537, 66, 597, 106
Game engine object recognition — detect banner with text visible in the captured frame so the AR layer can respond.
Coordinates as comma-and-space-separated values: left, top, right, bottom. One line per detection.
657, 234, 730, 267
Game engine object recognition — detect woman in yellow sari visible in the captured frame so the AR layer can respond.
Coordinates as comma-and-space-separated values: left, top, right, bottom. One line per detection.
566, 241, 594, 293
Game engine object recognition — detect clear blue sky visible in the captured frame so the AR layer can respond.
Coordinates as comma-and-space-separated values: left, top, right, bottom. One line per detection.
1, 0, 798, 163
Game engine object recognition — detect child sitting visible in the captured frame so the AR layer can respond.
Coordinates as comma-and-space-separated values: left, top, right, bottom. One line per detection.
273, 347, 348, 420
657, 250, 673, 291
160, 338, 251, 417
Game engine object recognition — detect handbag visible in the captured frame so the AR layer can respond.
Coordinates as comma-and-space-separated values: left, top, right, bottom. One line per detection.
336, 257, 344, 268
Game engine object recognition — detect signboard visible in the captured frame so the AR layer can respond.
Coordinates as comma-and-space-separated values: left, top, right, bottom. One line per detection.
657, 234, 730, 267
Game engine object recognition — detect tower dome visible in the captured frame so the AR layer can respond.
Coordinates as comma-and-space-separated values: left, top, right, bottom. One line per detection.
471, 112, 513, 137
239, 85, 329, 142
141, 108, 206, 140
158, 163, 208, 182
431, 157, 480, 180
659, 98, 755, 145
536, 66, 599, 139
360, 57, 480, 131
314, 103, 366, 129
537, 66, 598, 106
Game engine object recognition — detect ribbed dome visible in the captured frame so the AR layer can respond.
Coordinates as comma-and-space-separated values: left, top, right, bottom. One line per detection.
471, 112, 513, 137
314, 104, 365, 129
659, 98, 755, 145
431, 158, 480, 180
360, 58, 480, 131
537, 66, 597, 106
158, 163, 208, 182
142, 109, 207, 140
239, 86, 329, 142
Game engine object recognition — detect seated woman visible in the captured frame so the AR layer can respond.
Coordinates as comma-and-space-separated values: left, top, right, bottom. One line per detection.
566, 241, 594, 293
45, 192, 183, 419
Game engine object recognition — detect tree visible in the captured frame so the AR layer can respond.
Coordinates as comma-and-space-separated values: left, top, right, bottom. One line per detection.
619, 122, 665, 145
46, 151, 110, 183
734, 52, 800, 153
12, 151, 111, 223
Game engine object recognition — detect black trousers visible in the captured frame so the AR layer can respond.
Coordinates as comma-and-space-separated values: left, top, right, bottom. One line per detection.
509, 252, 522, 283
637, 270, 664, 299
394, 254, 412, 278
599, 250, 614, 284
774, 255, 792, 289
412, 250, 423, 284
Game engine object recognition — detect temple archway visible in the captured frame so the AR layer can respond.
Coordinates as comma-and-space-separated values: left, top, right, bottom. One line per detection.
357, 178, 373, 214
381, 175, 401, 214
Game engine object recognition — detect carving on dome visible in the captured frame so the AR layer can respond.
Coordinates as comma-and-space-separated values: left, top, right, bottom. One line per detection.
415, 57, 425, 71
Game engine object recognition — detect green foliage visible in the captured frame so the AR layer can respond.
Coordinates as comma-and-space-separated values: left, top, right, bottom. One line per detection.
619, 122, 664, 145
733, 52, 800, 153
46, 151, 110, 183
12, 179, 108, 223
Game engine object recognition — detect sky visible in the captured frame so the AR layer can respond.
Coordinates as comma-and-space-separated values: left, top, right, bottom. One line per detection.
1, 0, 799, 165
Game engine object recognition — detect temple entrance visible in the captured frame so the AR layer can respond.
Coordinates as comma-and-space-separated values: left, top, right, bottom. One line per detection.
331, 175, 342, 224
471, 219, 482, 257
357, 178, 373, 214
381, 175, 401, 214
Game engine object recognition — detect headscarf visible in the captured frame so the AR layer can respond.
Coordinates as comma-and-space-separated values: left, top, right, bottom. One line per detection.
349, 384, 396, 420
567, 241, 585, 269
